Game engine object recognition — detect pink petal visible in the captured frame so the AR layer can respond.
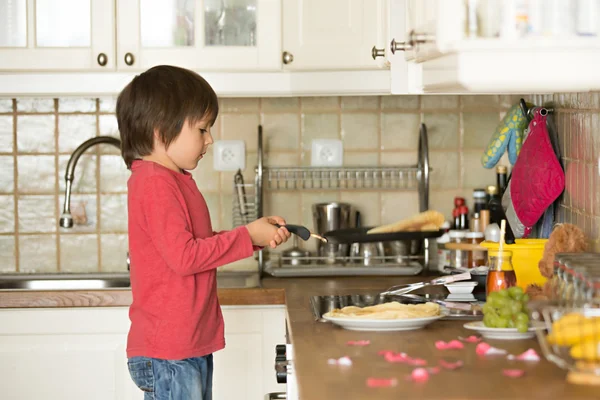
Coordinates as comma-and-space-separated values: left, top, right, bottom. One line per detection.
507, 349, 541, 362
435, 340, 464, 350
378, 350, 394, 356
347, 340, 371, 346
367, 378, 398, 388
428, 366, 441, 375
476, 342, 507, 356
327, 356, 352, 366
410, 368, 430, 383
384, 352, 409, 363
459, 335, 482, 343
503, 369, 526, 378
439, 359, 464, 370
406, 357, 428, 366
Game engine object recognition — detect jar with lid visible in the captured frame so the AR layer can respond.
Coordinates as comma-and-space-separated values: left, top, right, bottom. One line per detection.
472, 188, 487, 214
435, 222, 452, 272
486, 250, 516, 295
466, 231, 485, 268
448, 230, 467, 269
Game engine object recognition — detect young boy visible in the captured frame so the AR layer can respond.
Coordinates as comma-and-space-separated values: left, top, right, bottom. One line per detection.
117, 65, 290, 400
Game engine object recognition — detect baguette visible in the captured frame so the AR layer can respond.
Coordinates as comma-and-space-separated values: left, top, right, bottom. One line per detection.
367, 210, 445, 234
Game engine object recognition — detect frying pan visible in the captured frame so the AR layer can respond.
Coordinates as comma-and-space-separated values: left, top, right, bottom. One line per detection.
278, 224, 444, 245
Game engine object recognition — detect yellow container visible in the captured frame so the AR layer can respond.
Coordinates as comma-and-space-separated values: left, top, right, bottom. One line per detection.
480, 239, 548, 290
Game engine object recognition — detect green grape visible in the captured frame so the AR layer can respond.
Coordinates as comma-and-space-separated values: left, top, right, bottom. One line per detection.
509, 300, 522, 315
522, 294, 530, 303
507, 319, 516, 328
483, 314, 494, 327
516, 322, 528, 333
508, 286, 524, 299
497, 289, 510, 298
499, 307, 512, 318
515, 312, 529, 325
496, 317, 509, 328
482, 303, 495, 315
511, 292, 524, 302
495, 297, 509, 308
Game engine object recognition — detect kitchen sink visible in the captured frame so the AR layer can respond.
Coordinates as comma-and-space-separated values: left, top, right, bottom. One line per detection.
0, 273, 130, 290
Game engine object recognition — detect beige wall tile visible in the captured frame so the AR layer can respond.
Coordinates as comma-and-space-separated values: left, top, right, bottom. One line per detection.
58, 154, 96, 193
0, 99, 13, 113
17, 155, 55, 193
219, 151, 256, 195
202, 192, 221, 230
99, 97, 117, 113
462, 151, 497, 189
341, 113, 378, 150
301, 113, 340, 150
19, 195, 57, 233
461, 95, 499, 109
99, 155, 129, 192
339, 192, 380, 227
191, 150, 219, 192
220, 98, 260, 112
19, 234, 57, 273
98, 114, 119, 137
344, 152, 379, 166
58, 115, 96, 153
422, 95, 458, 110
429, 151, 459, 189
220, 194, 233, 230
301, 97, 339, 111
381, 95, 419, 109
16, 98, 54, 113
100, 234, 128, 272
58, 98, 96, 113
423, 113, 459, 150
381, 113, 420, 150
261, 97, 299, 112
100, 194, 128, 232
264, 192, 301, 225
341, 96, 379, 110
380, 151, 418, 166
262, 113, 300, 151
429, 189, 471, 221
221, 113, 260, 151
16, 115, 55, 153
59, 234, 98, 272
463, 112, 501, 149
381, 191, 419, 225
0, 156, 14, 192
0, 235, 16, 272
0, 195, 15, 233
0, 116, 13, 152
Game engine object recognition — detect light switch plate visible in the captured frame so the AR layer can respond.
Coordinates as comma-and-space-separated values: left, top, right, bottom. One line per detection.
311, 139, 343, 167
213, 140, 246, 171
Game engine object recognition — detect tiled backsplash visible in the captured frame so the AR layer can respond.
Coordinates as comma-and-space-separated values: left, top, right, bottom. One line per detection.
0, 95, 526, 273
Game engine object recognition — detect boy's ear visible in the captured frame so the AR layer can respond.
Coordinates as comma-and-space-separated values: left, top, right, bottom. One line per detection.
152, 128, 166, 151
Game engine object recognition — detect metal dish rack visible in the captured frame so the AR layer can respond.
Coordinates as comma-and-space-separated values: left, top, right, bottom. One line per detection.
232, 124, 432, 277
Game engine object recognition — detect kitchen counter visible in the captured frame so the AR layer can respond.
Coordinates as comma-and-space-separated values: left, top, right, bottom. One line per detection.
1, 275, 597, 399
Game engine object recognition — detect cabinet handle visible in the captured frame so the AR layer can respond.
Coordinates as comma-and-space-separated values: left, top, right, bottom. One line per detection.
124, 52, 135, 66
390, 38, 412, 54
409, 30, 435, 45
282, 51, 294, 64
97, 53, 108, 66
371, 46, 385, 60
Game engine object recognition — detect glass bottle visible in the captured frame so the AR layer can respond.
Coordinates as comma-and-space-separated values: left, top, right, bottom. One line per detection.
486, 250, 517, 295
448, 230, 467, 269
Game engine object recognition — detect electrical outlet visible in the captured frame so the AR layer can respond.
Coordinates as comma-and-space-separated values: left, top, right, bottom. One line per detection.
213, 140, 246, 171
311, 139, 343, 167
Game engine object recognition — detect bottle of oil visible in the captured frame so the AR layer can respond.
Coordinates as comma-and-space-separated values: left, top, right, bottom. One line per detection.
486, 250, 517, 295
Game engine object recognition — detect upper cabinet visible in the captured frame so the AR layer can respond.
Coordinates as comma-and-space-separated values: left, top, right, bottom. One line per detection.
0, 0, 115, 71
282, 0, 388, 70
116, 0, 281, 71
390, 0, 600, 93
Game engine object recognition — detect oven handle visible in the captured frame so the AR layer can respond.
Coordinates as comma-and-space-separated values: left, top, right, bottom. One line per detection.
265, 393, 286, 400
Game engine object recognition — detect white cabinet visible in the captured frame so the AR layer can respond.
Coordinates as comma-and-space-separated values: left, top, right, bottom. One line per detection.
282, 0, 388, 70
117, 0, 281, 71
0, 0, 116, 71
390, 0, 600, 93
0, 305, 286, 400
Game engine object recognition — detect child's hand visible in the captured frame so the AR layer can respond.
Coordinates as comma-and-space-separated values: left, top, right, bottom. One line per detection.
246, 216, 291, 249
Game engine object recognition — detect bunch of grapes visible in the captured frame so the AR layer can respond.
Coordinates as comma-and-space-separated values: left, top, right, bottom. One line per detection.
482, 286, 530, 333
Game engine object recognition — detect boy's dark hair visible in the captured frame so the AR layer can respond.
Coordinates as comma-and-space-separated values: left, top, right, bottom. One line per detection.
116, 65, 219, 169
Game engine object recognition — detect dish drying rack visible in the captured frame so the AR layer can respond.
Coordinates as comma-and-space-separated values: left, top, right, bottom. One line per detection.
232, 124, 432, 277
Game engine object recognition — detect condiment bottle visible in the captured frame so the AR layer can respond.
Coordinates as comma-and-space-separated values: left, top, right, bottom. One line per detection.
496, 165, 508, 196
466, 231, 485, 268
448, 230, 467, 269
486, 250, 517, 295
473, 188, 487, 214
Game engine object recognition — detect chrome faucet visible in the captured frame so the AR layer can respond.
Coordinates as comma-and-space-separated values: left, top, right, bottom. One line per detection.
59, 136, 121, 228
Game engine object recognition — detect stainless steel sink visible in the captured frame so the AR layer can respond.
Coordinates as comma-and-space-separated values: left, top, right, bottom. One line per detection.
0, 273, 130, 290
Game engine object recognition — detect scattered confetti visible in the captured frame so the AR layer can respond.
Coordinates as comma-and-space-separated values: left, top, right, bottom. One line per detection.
438, 359, 464, 370
327, 356, 352, 366
476, 342, 507, 356
347, 340, 371, 346
507, 349, 541, 362
459, 335, 482, 343
367, 378, 398, 388
503, 369, 526, 378
379, 351, 427, 366
409, 368, 430, 383
435, 340, 465, 350
427, 366, 441, 375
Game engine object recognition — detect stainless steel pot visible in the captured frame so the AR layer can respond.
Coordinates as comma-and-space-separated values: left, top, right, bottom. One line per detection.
312, 202, 352, 264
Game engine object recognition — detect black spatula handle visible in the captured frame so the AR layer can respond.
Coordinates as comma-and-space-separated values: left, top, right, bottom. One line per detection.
275, 224, 311, 241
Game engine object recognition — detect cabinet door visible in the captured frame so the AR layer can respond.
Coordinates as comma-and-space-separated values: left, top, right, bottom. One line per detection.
283, 0, 387, 70
117, 0, 281, 71
0, 0, 115, 71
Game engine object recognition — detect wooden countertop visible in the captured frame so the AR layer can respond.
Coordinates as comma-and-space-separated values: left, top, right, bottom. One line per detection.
262, 277, 598, 400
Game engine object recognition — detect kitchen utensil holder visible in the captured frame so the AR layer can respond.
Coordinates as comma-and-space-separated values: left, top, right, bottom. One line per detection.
232, 124, 432, 276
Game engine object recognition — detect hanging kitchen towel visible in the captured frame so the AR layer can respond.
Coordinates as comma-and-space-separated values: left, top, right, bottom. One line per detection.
502, 109, 564, 238
481, 102, 533, 168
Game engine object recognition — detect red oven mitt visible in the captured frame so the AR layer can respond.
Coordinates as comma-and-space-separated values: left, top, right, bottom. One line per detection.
503, 109, 564, 238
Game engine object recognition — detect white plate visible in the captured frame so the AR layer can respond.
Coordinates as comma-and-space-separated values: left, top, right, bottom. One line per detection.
323, 311, 448, 331
463, 321, 547, 340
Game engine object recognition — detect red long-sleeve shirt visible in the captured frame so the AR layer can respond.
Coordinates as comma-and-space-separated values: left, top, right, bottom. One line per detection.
126, 160, 255, 360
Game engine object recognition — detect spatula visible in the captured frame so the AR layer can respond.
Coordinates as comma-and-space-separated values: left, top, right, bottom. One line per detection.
378, 272, 472, 299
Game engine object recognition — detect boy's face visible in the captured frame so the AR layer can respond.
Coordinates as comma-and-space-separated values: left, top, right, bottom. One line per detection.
165, 117, 214, 171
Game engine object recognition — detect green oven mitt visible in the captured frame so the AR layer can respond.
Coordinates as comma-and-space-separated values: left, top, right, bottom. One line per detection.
481, 102, 533, 168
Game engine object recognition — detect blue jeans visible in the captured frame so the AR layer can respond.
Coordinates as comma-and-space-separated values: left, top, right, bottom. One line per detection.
127, 355, 213, 400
